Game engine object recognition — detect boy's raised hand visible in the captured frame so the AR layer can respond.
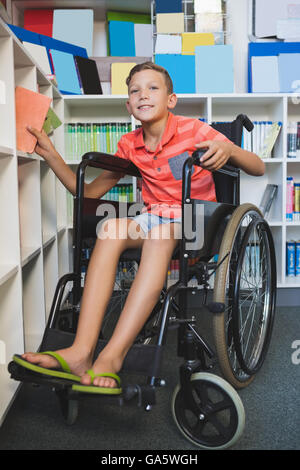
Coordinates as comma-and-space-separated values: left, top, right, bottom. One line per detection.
195, 140, 234, 172
26, 126, 58, 161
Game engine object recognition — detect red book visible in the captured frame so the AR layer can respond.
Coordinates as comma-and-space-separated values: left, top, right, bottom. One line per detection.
24, 9, 53, 37
15, 86, 52, 153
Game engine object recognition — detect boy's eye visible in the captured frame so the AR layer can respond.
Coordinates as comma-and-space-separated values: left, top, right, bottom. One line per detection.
130, 89, 138, 94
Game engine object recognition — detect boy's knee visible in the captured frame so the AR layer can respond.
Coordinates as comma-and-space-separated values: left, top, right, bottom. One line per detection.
97, 217, 128, 240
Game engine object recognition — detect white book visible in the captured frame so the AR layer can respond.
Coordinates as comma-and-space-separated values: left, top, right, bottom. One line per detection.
134, 24, 153, 57
155, 34, 182, 54
251, 56, 280, 93
277, 19, 300, 39
194, 0, 222, 14
23, 42, 52, 75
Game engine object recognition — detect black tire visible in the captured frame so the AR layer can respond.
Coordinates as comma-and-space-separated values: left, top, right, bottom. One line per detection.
213, 204, 276, 389
171, 372, 245, 449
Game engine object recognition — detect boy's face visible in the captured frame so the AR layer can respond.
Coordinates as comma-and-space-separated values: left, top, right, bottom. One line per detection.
126, 69, 177, 124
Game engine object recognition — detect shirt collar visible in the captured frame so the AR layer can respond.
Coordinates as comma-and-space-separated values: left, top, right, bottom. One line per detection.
134, 112, 178, 151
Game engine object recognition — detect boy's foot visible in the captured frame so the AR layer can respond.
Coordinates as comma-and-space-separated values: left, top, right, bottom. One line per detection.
21, 348, 92, 378
80, 354, 123, 388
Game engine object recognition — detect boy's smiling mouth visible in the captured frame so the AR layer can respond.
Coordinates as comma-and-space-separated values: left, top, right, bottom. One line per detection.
138, 105, 153, 110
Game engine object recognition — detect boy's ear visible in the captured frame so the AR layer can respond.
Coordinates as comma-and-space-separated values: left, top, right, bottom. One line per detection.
167, 93, 177, 110
126, 99, 132, 115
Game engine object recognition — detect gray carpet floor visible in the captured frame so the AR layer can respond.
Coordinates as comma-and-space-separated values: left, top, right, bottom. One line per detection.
0, 306, 299, 450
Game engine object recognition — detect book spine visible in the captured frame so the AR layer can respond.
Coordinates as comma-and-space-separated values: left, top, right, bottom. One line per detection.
286, 241, 296, 277
294, 183, 300, 221
287, 121, 297, 158
286, 176, 294, 221
296, 240, 300, 277
296, 122, 300, 158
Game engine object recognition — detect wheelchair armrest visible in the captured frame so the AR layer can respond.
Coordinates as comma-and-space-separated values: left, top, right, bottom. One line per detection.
191, 150, 239, 178
82, 152, 142, 178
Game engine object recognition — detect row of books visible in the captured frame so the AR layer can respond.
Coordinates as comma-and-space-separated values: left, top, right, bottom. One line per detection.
287, 122, 300, 158
64, 122, 132, 160
102, 184, 134, 203
242, 121, 282, 159
286, 177, 300, 221
286, 241, 300, 277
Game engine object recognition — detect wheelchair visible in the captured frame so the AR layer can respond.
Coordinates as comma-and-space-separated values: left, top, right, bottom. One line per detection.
8, 114, 277, 450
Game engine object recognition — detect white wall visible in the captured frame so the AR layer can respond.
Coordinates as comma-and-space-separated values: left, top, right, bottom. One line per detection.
227, 0, 250, 93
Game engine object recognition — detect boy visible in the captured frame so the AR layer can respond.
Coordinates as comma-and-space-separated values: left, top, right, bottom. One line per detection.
20, 63, 264, 392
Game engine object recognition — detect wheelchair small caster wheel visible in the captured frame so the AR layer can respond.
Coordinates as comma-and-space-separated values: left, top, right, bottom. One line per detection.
171, 372, 245, 450
56, 390, 79, 426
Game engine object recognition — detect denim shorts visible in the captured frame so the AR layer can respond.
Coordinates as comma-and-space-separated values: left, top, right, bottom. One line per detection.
129, 212, 182, 235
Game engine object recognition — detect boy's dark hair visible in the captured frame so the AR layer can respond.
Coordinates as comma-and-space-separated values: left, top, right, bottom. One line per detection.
126, 62, 173, 94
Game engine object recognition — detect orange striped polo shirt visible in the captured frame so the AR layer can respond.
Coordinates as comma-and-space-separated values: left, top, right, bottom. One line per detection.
115, 112, 232, 218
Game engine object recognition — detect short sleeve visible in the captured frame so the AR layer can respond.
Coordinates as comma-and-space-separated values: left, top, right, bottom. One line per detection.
193, 120, 233, 145
114, 134, 130, 161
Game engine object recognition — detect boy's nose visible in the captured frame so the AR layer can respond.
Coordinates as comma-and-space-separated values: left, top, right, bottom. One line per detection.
140, 89, 150, 99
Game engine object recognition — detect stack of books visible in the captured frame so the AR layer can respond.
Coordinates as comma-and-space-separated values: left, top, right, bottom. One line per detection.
286, 177, 300, 221
64, 122, 132, 160
286, 241, 300, 277
242, 121, 282, 159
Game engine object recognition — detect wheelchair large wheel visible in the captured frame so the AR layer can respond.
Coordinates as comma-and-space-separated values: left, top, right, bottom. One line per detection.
171, 372, 245, 449
213, 203, 276, 389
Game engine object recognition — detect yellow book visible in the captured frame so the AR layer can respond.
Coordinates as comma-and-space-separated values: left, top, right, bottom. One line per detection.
156, 13, 184, 34
182, 33, 215, 55
111, 62, 136, 94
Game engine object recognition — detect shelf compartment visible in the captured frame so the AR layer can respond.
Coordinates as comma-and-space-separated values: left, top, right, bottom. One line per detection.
22, 253, 46, 352
0, 157, 21, 266
240, 162, 283, 224
40, 165, 57, 245
0, 273, 23, 423
43, 239, 58, 320
18, 159, 43, 260
0, 36, 15, 149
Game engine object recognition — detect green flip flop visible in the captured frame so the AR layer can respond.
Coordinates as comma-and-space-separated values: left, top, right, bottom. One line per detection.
72, 369, 122, 395
13, 352, 81, 383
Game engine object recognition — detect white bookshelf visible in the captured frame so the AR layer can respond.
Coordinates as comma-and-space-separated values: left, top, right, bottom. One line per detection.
0, 18, 68, 425
1, 8, 300, 424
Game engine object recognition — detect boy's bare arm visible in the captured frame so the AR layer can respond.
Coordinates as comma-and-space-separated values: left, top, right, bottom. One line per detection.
27, 126, 123, 198
195, 140, 265, 176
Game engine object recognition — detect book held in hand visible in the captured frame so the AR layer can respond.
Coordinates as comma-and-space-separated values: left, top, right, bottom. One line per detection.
15, 86, 52, 153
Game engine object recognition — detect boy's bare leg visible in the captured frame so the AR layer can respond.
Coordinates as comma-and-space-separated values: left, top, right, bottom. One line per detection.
21, 218, 146, 376
81, 222, 181, 388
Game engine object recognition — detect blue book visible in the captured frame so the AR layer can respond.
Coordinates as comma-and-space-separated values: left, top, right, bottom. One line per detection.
109, 21, 135, 56
155, 0, 182, 13
39, 35, 88, 58
155, 54, 195, 93
248, 42, 300, 92
7, 23, 41, 45
50, 50, 82, 95
296, 241, 300, 277
286, 241, 296, 276
278, 53, 300, 93
195, 45, 234, 93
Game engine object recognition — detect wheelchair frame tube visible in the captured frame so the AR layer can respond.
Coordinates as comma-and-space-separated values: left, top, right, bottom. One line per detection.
73, 159, 90, 304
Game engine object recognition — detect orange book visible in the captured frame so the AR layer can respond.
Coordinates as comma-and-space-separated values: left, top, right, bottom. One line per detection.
15, 86, 52, 153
